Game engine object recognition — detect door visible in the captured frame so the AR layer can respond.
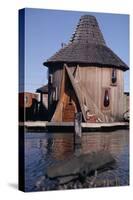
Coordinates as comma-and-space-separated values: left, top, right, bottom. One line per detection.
62, 102, 75, 122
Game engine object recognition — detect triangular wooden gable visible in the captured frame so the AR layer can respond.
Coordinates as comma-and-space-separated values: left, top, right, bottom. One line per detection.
65, 65, 86, 121
51, 64, 86, 122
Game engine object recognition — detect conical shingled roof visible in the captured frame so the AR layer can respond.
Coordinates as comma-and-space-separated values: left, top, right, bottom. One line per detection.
70, 15, 106, 45
44, 15, 129, 71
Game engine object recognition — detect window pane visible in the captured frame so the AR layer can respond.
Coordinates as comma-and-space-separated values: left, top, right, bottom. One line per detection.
112, 68, 117, 84
104, 89, 110, 107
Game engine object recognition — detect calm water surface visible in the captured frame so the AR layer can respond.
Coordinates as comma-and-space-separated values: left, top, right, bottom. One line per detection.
25, 130, 129, 192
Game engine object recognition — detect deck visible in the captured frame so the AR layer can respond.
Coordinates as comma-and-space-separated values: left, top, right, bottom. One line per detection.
19, 121, 129, 132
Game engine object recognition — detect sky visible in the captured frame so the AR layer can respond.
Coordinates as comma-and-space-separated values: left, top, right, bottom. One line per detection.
20, 8, 129, 92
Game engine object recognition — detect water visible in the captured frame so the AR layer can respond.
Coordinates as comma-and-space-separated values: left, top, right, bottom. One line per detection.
24, 130, 129, 192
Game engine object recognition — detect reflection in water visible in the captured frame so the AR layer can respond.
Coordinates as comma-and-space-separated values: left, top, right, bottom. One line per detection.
81, 130, 128, 156
51, 134, 74, 160
25, 130, 129, 192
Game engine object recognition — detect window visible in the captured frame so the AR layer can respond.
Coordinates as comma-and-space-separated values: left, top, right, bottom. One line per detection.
111, 68, 117, 85
102, 88, 111, 110
104, 89, 110, 107
52, 87, 58, 101
49, 74, 53, 84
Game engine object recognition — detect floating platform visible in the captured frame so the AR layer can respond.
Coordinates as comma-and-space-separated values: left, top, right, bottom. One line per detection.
19, 121, 129, 132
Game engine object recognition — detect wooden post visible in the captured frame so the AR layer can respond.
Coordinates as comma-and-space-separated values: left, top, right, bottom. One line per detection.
40, 93, 43, 104
74, 112, 82, 137
74, 112, 82, 154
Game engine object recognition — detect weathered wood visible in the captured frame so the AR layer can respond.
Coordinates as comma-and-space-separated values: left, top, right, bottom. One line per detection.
46, 151, 115, 183
79, 66, 124, 122
63, 103, 75, 122
74, 112, 82, 137
49, 64, 125, 123
74, 112, 82, 152
51, 64, 86, 122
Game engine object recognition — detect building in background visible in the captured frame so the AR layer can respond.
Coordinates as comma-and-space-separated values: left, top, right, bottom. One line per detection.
19, 92, 38, 121
36, 84, 48, 120
19, 87, 48, 121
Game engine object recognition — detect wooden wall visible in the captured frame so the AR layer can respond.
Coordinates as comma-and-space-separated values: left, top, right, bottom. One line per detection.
123, 93, 129, 113
78, 66, 124, 122
48, 64, 124, 122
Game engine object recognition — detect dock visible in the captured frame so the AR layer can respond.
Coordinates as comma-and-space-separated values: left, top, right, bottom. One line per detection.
19, 121, 129, 132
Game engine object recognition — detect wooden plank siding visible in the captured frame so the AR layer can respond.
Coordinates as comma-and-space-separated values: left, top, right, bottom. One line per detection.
48, 64, 124, 122
78, 66, 124, 122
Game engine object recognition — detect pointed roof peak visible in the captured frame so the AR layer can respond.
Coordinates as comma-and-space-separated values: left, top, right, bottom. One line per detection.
44, 15, 129, 71
70, 15, 106, 45
80, 14, 97, 20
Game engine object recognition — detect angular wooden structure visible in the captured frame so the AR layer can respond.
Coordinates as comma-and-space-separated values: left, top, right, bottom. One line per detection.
43, 15, 129, 122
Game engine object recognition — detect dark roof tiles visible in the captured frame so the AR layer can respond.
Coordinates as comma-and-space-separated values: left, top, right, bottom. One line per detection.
44, 15, 129, 71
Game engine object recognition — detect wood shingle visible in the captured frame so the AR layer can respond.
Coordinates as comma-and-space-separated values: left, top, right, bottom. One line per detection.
44, 15, 128, 71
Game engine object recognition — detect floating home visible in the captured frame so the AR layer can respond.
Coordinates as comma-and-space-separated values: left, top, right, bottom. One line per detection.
43, 15, 129, 123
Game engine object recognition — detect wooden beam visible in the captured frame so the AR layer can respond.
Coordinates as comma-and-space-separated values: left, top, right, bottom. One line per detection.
64, 64, 86, 121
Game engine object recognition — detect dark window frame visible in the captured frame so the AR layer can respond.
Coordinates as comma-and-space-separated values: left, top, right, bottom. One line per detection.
101, 87, 111, 111
111, 68, 117, 86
